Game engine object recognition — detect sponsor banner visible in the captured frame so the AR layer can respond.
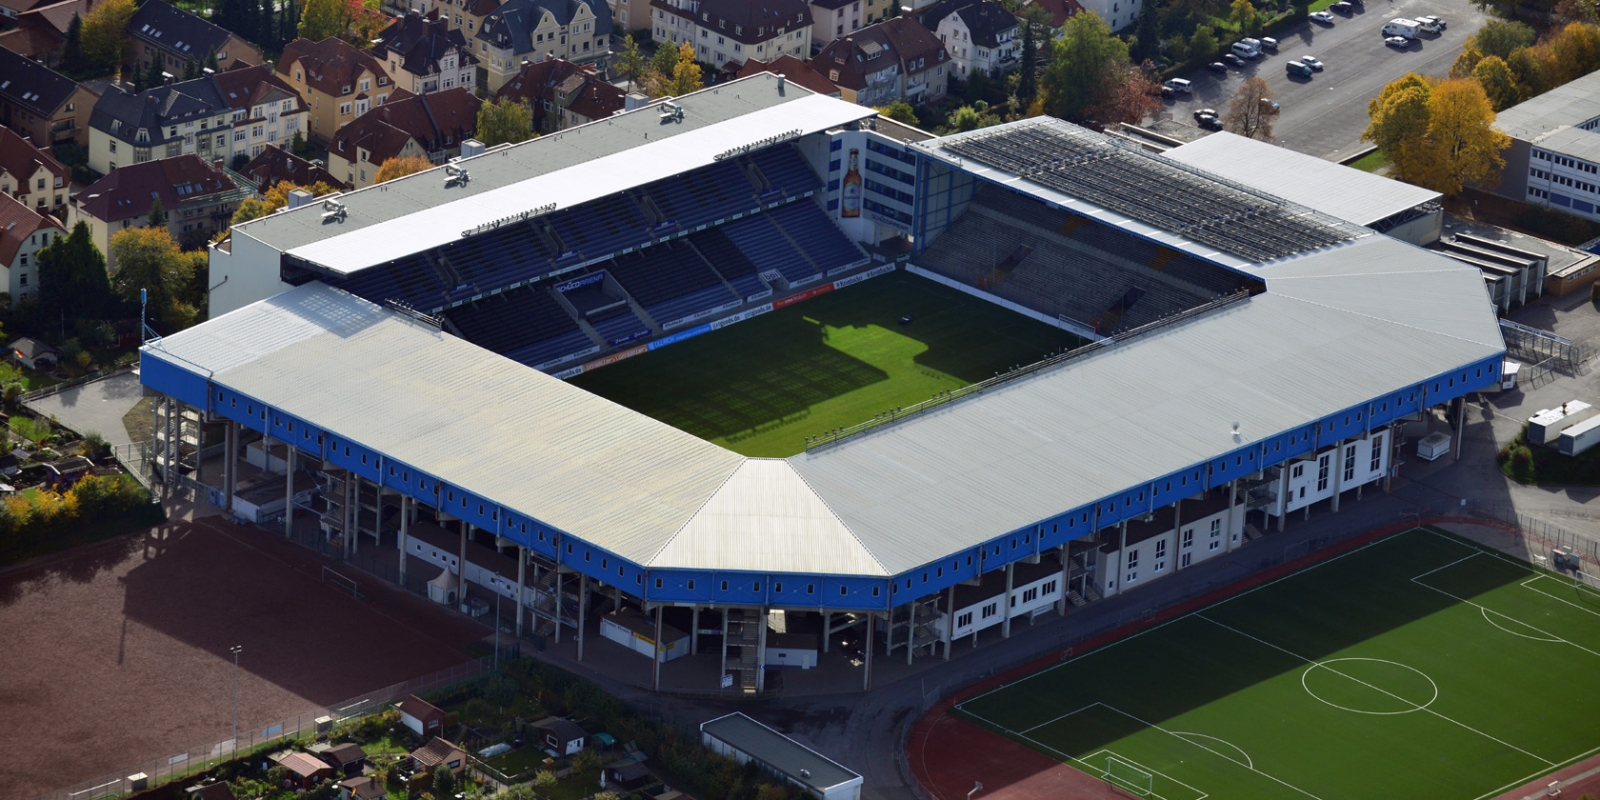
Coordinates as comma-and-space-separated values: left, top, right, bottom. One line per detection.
869, 210, 912, 233
710, 303, 774, 329
555, 272, 606, 293
745, 289, 773, 302
896, 253, 911, 263
759, 269, 785, 285
582, 344, 649, 372
772, 283, 834, 309
832, 263, 895, 290
608, 328, 651, 347
549, 365, 585, 380
533, 344, 600, 372
649, 323, 713, 350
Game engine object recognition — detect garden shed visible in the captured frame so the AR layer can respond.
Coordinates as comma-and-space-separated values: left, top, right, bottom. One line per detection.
9, 337, 57, 370
533, 716, 588, 756
410, 737, 467, 775
316, 741, 368, 776
398, 694, 447, 737
606, 760, 654, 791
273, 750, 334, 788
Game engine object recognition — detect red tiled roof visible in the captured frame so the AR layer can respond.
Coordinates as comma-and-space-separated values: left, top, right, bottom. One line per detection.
212, 62, 307, 116
0, 193, 64, 266
0, 23, 61, 60
21, 0, 97, 34
242, 145, 349, 191
411, 737, 465, 768
77, 155, 238, 224
397, 694, 444, 721
495, 58, 588, 128
1022, 0, 1082, 27
736, 55, 840, 97
0, 125, 68, 191
329, 87, 481, 166
563, 75, 623, 122
278, 37, 389, 100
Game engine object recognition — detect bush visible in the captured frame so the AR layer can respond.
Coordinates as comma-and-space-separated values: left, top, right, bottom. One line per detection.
1511, 203, 1600, 245
571, 746, 602, 773
532, 769, 557, 788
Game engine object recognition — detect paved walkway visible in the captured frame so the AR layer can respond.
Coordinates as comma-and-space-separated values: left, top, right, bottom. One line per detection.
25, 370, 143, 448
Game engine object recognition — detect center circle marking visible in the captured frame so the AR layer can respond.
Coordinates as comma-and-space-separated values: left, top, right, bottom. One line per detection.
1300, 657, 1438, 715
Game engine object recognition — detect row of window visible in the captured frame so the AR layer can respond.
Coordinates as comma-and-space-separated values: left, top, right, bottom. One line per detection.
866, 138, 916, 166
864, 178, 914, 205
865, 158, 914, 185
1531, 167, 1598, 195
1533, 149, 1598, 175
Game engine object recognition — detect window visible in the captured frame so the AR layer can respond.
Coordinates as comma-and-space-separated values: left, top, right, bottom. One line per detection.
1126, 550, 1139, 569
1343, 444, 1357, 482
1022, 587, 1038, 603
1182, 529, 1193, 548
687, 579, 695, 590
980, 602, 997, 618
957, 611, 972, 627
721, 580, 729, 591
1211, 519, 1222, 536
774, 582, 782, 593
1155, 540, 1167, 558
1317, 455, 1330, 492
1181, 552, 1192, 568
1371, 436, 1384, 473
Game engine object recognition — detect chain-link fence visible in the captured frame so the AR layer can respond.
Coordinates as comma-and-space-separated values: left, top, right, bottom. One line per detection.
1471, 504, 1600, 566
28, 658, 492, 800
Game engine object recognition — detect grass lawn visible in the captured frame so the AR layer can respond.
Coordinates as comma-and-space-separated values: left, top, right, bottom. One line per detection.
485, 746, 549, 779
569, 272, 1082, 457
956, 528, 1600, 800
1349, 149, 1389, 173
1499, 430, 1600, 486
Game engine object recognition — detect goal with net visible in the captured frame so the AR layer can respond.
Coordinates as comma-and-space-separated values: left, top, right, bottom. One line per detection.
1104, 755, 1154, 797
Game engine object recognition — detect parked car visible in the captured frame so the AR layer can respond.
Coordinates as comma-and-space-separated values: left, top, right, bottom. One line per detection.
1223, 52, 1247, 67
1331, 1, 1354, 12
1260, 98, 1281, 114
1208, 61, 1229, 73
1309, 10, 1335, 22
1260, 36, 1279, 52
1161, 84, 1176, 98
1286, 59, 1315, 77
1164, 77, 1194, 95
1193, 108, 1218, 121
1197, 114, 1224, 131
1299, 54, 1324, 70
1385, 35, 1411, 48
1416, 14, 1446, 31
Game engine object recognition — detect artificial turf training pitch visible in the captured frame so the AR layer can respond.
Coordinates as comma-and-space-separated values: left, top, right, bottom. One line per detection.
955, 528, 1600, 800
569, 272, 1082, 457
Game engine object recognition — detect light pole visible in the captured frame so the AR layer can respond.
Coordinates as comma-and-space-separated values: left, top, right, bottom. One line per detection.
494, 590, 501, 670
968, 781, 983, 800
230, 645, 243, 756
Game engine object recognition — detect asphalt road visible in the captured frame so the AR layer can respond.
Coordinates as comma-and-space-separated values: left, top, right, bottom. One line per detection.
1159, 0, 1494, 160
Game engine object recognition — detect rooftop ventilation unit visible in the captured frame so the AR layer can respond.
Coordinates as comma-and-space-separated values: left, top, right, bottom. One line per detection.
444, 163, 469, 186
659, 100, 683, 122
320, 199, 346, 222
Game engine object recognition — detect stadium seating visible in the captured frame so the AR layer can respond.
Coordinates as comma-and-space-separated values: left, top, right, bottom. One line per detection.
443, 285, 581, 355
720, 213, 819, 286
505, 329, 595, 368
765, 201, 867, 275
689, 229, 769, 300
748, 145, 822, 198
589, 305, 650, 346
606, 243, 737, 326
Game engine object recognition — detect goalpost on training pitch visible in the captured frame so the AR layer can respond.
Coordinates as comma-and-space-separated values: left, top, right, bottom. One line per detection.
1104, 755, 1154, 797
322, 566, 362, 600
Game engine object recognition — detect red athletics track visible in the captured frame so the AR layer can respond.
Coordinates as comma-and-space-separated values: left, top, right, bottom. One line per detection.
907, 517, 1528, 800
0, 516, 488, 799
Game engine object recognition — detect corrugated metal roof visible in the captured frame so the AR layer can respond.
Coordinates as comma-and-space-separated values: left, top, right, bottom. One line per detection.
1162, 132, 1441, 227
1494, 70, 1600, 142
701, 713, 861, 791
234, 73, 864, 258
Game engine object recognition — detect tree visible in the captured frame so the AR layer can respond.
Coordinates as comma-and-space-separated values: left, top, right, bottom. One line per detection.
876, 100, 920, 125
650, 41, 679, 87
142, 58, 165, 93
298, 0, 348, 43
36, 221, 114, 324
1554, 0, 1599, 24
1473, 55, 1521, 110
1228, 0, 1259, 36
373, 155, 433, 184
1083, 62, 1161, 125
62, 12, 86, 75
1449, 41, 1484, 79
618, 32, 647, 92
146, 198, 167, 228
1473, 19, 1537, 59
1018, 11, 1039, 102
946, 104, 987, 132
109, 227, 198, 329
475, 98, 535, 147
1040, 11, 1133, 121
1223, 75, 1276, 139
665, 41, 703, 97
1364, 74, 1509, 196
532, 770, 558, 788
1132, 0, 1160, 63
81, 0, 135, 76
347, 0, 389, 44
1188, 24, 1219, 63
231, 179, 340, 225
1548, 21, 1600, 84
432, 765, 456, 798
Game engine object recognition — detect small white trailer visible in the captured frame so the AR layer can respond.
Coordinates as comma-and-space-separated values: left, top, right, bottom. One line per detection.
1417, 432, 1451, 462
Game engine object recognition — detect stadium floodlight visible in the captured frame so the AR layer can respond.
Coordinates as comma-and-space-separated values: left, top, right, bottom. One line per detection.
230, 645, 243, 756
968, 781, 983, 800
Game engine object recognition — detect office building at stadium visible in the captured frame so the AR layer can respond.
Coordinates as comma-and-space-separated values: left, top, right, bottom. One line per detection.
144, 74, 1505, 693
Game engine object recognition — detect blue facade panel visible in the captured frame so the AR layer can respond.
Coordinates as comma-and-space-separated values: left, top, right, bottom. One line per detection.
140, 354, 210, 408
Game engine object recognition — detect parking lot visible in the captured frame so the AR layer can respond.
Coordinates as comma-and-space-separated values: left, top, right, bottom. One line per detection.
1159, 0, 1493, 160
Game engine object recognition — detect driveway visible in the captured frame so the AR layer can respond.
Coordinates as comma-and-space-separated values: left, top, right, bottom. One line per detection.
25, 370, 144, 448
1159, 0, 1494, 160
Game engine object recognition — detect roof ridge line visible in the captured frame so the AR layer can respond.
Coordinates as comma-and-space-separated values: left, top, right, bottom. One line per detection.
1257, 266, 1470, 280
1272, 291, 1504, 350
643, 457, 748, 567
785, 460, 890, 576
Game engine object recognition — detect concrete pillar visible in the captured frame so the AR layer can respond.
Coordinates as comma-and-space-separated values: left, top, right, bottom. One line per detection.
352, 478, 362, 554
1171, 499, 1185, 573
1002, 562, 1015, 638
1113, 522, 1127, 596
822, 612, 831, 653
398, 496, 410, 586
906, 602, 915, 666
1331, 442, 1345, 513
653, 605, 663, 692
343, 476, 353, 558
458, 523, 469, 607
943, 585, 955, 661
756, 609, 768, 692
160, 399, 171, 501
283, 446, 296, 539
1226, 480, 1240, 552
691, 607, 700, 656
1276, 465, 1289, 533
577, 573, 588, 661
1453, 398, 1466, 461
224, 421, 237, 513
863, 614, 874, 691
516, 544, 526, 638
720, 609, 730, 690
553, 569, 562, 646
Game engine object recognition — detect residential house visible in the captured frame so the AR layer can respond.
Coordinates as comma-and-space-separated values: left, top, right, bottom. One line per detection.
608, 0, 651, 37
475, 0, 613, 92
0, 0, 95, 66
372, 10, 479, 95
533, 717, 587, 756
1072, 0, 1137, 29
809, 0, 894, 49
8, 337, 58, 369
735, 54, 840, 97
1019, 0, 1083, 33
552, 68, 624, 128
0, 194, 65, 305
408, 737, 467, 775
213, 62, 311, 161
396, 695, 447, 738
812, 16, 949, 106
0, 20, 62, 64
241, 144, 348, 192
326, 87, 480, 188
0, 126, 70, 213
183, 781, 238, 800
272, 751, 334, 789
0, 46, 100, 146
919, 0, 1017, 78
71, 154, 242, 261
277, 37, 394, 144
316, 742, 368, 777
493, 56, 589, 130
337, 776, 384, 800
0, 0, 45, 20
125, 0, 263, 77
87, 78, 233, 175
652, 0, 809, 70
439, 0, 501, 45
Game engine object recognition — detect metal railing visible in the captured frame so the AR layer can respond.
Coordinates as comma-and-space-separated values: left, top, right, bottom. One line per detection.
19, 366, 134, 404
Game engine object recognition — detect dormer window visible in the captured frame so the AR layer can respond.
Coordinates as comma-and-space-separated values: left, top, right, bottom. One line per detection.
341, 84, 352, 94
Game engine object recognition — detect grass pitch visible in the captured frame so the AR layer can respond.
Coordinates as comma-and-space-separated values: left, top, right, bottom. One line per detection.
956, 528, 1600, 800
570, 272, 1081, 457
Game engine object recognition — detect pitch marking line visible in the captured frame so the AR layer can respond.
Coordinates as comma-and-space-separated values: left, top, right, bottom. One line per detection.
1089, 749, 1208, 800
1197, 614, 1557, 768
1521, 575, 1600, 621
957, 528, 1430, 710
1170, 732, 1252, 770
1405, 546, 1600, 661
1479, 607, 1564, 642
1096, 704, 1323, 800
1019, 702, 1101, 734
1470, 741, 1600, 800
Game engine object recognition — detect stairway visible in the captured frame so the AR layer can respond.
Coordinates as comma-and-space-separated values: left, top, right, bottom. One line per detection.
1066, 590, 1088, 607
725, 609, 761, 693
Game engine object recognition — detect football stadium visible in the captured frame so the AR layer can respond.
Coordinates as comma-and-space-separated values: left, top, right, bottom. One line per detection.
142, 73, 1507, 701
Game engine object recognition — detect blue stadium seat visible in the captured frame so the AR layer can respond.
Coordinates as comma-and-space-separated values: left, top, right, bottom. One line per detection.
765, 201, 866, 276
720, 212, 819, 286
443, 284, 581, 355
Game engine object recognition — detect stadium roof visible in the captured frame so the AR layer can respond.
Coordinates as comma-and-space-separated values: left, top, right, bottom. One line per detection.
1161, 132, 1441, 228
238, 77, 872, 275
1494, 70, 1600, 160
915, 118, 1368, 267
147, 233, 1501, 577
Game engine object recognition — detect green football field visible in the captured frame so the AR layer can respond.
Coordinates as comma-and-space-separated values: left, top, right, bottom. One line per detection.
956, 528, 1600, 800
569, 272, 1082, 457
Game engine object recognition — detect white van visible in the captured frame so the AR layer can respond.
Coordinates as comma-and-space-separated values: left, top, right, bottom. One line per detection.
1232, 39, 1262, 59
1382, 18, 1421, 38
1164, 78, 1194, 95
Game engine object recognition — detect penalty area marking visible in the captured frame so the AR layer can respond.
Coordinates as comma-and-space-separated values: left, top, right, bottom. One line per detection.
1480, 606, 1564, 642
